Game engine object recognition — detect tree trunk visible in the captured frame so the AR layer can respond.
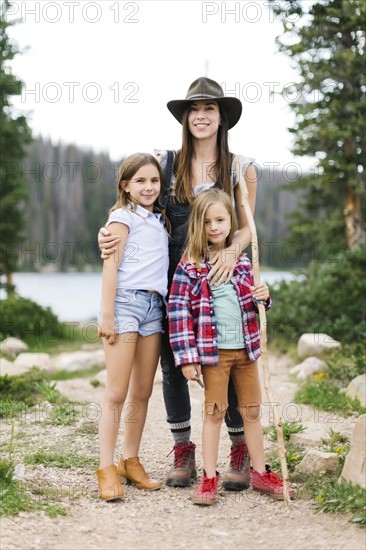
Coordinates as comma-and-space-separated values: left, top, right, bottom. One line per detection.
5, 271, 15, 298
344, 188, 364, 249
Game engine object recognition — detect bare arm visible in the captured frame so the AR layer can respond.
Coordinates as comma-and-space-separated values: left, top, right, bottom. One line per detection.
208, 163, 257, 285
98, 222, 128, 344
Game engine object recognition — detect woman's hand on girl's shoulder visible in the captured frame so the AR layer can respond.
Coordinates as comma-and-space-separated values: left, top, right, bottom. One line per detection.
98, 227, 121, 259
207, 244, 241, 286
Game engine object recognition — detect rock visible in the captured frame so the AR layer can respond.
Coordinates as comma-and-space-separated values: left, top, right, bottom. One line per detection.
296, 450, 339, 474
289, 357, 327, 380
340, 414, 366, 489
0, 337, 28, 357
0, 356, 29, 376
13, 352, 51, 371
346, 374, 366, 407
13, 463, 34, 481
290, 423, 331, 447
49, 349, 105, 372
297, 333, 341, 358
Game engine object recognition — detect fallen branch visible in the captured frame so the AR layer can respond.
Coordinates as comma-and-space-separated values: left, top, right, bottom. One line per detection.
234, 156, 291, 504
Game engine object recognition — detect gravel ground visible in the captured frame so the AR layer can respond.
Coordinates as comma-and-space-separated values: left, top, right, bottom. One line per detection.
1, 352, 364, 550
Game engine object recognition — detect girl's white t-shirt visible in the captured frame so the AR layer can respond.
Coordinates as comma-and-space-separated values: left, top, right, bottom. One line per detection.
106, 204, 169, 298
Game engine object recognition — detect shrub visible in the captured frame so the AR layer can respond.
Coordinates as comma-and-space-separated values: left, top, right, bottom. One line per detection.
0, 295, 68, 343
267, 246, 366, 344
326, 344, 366, 384
0, 367, 65, 418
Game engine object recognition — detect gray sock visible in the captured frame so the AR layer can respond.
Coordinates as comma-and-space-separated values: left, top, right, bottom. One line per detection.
172, 430, 191, 444
228, 428, 245, 445
170, 421, 191, 444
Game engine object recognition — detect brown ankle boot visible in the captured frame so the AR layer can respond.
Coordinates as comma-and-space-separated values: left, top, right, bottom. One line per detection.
96, 464, 124, 501
117, 456, 162, 491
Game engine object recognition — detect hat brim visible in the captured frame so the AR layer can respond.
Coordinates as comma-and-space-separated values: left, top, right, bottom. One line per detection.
167, 97, 242, 130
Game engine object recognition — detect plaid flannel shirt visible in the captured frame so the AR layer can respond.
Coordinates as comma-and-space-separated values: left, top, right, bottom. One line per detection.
168, 253, 272, 367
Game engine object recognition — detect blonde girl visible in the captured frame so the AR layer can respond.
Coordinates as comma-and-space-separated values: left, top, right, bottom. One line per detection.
168, 188, 294, 505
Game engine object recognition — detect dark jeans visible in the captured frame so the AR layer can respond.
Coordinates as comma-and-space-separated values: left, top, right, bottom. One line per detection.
160, 314, 244, 430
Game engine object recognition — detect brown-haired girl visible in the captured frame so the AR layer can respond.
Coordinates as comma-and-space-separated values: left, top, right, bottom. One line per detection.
96, 152, 169, 500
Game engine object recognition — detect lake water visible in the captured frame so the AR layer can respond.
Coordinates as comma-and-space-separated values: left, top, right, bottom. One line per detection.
2, 271, 298, 322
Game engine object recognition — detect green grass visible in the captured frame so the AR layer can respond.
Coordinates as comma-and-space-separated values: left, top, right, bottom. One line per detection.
50, 365, 103, 381
268, 440, 306, 473
0, 399, 27, 419
0, 368, 68, 419
26, 325, 100, 354
295, 378, 366, 417
48, 404, 80, 426
0, 368, 64, 401
322, 429, 350, 469
73, 422, 98, 436
295, 473, 366, 526
24, 450, 98, 469
267, 426, 365, 527
314, 479, 366, 526
0, 367, 76, 425
266, 432, 365, 527
266, 421, 307, 473
268, 421, 306, 442
0, 458, 67, 517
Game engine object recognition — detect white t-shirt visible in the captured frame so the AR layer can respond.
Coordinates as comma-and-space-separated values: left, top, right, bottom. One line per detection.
106, 204, 169, 298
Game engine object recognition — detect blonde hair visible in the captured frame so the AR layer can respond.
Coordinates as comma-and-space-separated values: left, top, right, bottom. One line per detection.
110, 152, 165, 213
174, 105, 233, 204
183, 188, 236, 266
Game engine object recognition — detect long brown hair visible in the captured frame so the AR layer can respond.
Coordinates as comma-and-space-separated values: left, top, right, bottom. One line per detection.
110, 153, 165, 213
174, 104, 233, 203
183, 188, 237, 266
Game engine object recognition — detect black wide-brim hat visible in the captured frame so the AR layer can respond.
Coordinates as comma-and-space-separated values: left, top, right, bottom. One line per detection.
167, 77, 242, 130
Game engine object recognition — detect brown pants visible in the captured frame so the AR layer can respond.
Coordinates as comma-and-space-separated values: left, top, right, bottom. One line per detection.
201, 349, 262, 415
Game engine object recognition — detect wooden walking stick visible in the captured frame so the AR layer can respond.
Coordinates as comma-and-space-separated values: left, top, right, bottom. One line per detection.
234, 156, 291, 504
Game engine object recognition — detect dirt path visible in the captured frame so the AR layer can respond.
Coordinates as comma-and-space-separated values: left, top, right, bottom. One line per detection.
1, 352, 364, 550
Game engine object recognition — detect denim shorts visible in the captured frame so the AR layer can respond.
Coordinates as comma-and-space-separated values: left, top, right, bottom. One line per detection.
111, 288, 164, 337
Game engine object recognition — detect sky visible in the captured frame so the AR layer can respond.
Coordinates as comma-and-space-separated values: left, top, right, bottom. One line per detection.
6, 0, 313, 171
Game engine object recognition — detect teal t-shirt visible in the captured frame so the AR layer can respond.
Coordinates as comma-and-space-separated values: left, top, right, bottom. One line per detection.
210, 282, 245, 349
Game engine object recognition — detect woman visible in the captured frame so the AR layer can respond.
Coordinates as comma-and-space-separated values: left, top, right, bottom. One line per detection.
99, 77, 257, 490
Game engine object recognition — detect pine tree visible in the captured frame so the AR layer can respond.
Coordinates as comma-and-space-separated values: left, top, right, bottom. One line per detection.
0, 0, 32, 291
270, 0, 365, 257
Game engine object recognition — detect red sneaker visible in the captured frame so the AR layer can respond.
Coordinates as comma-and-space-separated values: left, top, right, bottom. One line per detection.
192, 471, 220, 506
250, 465, 295, 500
